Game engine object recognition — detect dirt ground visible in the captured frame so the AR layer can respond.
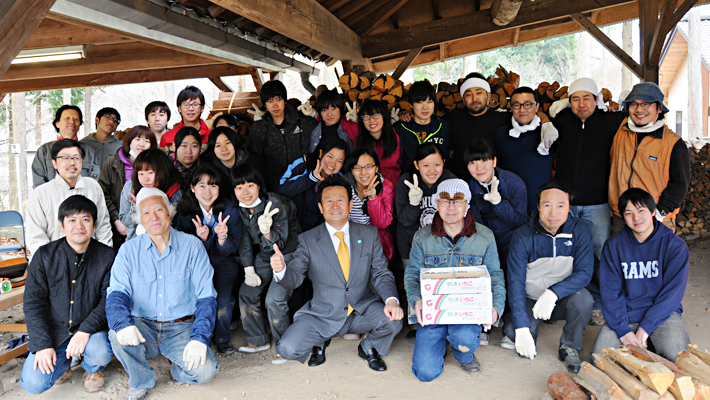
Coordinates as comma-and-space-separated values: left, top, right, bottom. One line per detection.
1, 238, 709, 400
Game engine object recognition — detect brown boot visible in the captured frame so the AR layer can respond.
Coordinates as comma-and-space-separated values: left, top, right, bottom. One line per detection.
83, 371, 105, 393
56, 369, 72, 385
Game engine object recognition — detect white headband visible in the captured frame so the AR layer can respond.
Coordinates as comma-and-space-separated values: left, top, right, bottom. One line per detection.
460, 78, 491, 98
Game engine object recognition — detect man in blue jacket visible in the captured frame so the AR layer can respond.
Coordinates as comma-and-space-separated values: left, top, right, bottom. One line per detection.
503, 180, 594, 373
591, 188, 690, 361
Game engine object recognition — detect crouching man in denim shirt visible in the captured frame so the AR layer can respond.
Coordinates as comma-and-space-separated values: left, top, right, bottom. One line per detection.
405, 179, 505, 381
106, 187, 219, 400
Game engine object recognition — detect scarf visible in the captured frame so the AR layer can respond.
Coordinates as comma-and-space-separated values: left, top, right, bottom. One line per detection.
117, 149, 134, 182
509, 115, 541, 138
627, 118, 665, 133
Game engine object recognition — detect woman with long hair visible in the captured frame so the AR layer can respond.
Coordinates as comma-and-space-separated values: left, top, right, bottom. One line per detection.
356, 99, 402, 185
206, 126, 261, 176
173, 164, 242, 356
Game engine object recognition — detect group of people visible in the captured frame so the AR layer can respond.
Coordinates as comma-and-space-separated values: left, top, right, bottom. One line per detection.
19, 72, 692, 399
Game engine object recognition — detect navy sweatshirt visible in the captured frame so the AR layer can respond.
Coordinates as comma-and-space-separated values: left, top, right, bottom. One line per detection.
394, 115, 452, 170
600, 220, 689, 338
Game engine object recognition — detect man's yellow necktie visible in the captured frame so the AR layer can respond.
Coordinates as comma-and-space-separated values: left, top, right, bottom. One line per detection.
335, 232, 353, 316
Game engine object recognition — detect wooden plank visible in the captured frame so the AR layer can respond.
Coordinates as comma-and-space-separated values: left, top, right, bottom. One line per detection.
321, 0, 352, 13
250, 67, 264, 92
361, 0, 635, 58
576, 361, 634, 400
341, 0, 380, 26
512, 27, 521, 46
358, 0, 412, 37
23, 18, 131, 49
669, 0, 702, 35
0, 285, 24, 311
0, 342, 28, 366
677, 351, 710, 386
210, 76, 234, 92
0, 64, 248, 93
207, 4, 226, 17
439, 42, 447, 62
392, 47, 423, 80
593, 354, 661, 400
335, 0, 377, 21
2, 41, 219, 81
571, 13, 643, 78
491, 0, 524, 26
0, 323, 27, 333
0, 0, 57, 80
605, 347, 675, 396
688, 345, 710, 366
210, 0, 364, 63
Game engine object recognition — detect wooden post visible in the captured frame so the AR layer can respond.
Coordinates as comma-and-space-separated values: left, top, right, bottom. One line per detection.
84, 86, 91, 138
622, 20, 633, 91
10, 92, 28, 209
638, 0, 659, 83
688, 7, 703, 140
0, 0, 57, 80
250, 68, 265, 92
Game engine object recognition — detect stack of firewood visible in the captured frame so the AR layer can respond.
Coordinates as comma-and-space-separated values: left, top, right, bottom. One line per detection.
433, 65, 522, 116
676, 143, 710, 236
546, 345, 710, 400
337, 67, 410, 112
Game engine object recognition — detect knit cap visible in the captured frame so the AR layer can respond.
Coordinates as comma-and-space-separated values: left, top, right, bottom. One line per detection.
433, 179, 471, 203
135, 187, 169, 213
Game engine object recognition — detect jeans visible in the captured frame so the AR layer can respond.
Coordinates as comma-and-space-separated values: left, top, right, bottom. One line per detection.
569, 204, 611, 309
503, 289, 593, 350
21, 331, 113, 394
108, 318, 219, 389
213, 259, 240, 345
412, 324, 482, 382
402, 258, 417, 329
591, 312, 690, 362
238, 265, 274, 346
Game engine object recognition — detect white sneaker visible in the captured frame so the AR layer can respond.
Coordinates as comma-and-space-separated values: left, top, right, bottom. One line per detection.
272, 354, 288, 364
479, 332, 489, 346
238, 343, 271, 353
500, 335, 515, 350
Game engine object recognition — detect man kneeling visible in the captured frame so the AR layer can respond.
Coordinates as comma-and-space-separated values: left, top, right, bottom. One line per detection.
592, 188, 690, 361
21, 195, 115, 394
405, 179, 505, 382
106, 188, 219, 400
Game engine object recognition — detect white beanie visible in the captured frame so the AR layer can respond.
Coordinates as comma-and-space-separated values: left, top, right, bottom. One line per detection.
568, 77, 599, 98
433, 179, 471, 203
135, 187, 169, 214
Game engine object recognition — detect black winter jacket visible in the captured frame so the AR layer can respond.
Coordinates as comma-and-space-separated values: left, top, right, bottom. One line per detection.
248, 107, 318, 191
23, 238, 114, 353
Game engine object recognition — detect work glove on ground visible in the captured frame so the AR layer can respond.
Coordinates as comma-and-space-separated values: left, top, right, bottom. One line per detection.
116, 326, 146, 347
183, 340, 207, 371
483, 176, 502, 205
532, 289, 558, 320
257, 201, 279, 236
548, 98, 569, 118
537, 122, 559, 155
247, 104, 264, 121
515, 327, 537, 359
244, 266, 262, 287
403, 175, 423, 206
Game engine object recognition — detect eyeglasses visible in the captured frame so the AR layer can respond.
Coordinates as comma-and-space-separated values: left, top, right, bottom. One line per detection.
362, 113, 382, 121
351, 164, 376, 172
56, 155, 83, 163
628, 101, 655, 110
437, 199, 467, 208
510, 102, 537, 110
180, 102, 203, 110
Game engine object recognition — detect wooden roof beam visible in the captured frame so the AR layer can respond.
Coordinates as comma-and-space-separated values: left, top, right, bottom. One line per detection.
24, 18, 131, 49
392, 47, 422, 80
210, 0, 364, 63
491, 0, 523, 26
0, 0, 57, 81
357, 0, 411, 37
362, 0, 634, 58
571, 13, 642, 78
210, 76, 234, 92
0, 64, 249, 93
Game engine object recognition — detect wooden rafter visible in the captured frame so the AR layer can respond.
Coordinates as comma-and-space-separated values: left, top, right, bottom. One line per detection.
571, 13, 643, 77
392, 47, 423, 80
321, 0, 351, 13
362, 0, 635, 58
357, 0, 411, 37
210, 0, 364, 63
210, 76, 234, 92
342, 0, 382, 27
24, 18, 131, 49
337, 0, 377, 22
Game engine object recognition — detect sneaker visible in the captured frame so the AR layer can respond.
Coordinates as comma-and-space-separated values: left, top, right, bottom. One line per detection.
589, 309, 605, 326
272, 354, 288, 365
217, 343, 236, 357
500, 335, 515, 350
125, 387, 149, 400
558, 344, 583, 374
56, 369, 72, 385
238, 343, 271, 353
83, 371, 105, 393
342, 333, 361, 341
479, 332, 489, 346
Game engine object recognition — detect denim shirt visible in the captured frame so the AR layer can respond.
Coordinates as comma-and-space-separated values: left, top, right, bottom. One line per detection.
106, 227, 217, 345
404, 222, 506, 325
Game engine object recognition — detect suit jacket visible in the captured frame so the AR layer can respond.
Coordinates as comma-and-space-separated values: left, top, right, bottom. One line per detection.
279, 222, 397, 338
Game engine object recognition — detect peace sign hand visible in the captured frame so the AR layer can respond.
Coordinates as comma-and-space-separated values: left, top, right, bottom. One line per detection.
192, 216, 210, 241
214, 212, 230, 239
403, 174, 423, 206
258, 201, 280, 235
363, 174, 379, 200
345, 102, 358, 122
312, 158, 324, 182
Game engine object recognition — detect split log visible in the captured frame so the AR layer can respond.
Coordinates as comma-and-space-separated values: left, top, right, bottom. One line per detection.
372, 76, 386, 94
693, 379, 710, 400
548, 371, 589, 400
605, 347, 675, 395
627, 345, 695, 400
593, 354, 661, 400
676, 351, 710, 386
575, 361, 633, 400
688, 346, 710, 367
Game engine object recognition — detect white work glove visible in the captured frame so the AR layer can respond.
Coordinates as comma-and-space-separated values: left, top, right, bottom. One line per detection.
298, 103, 317, 117
345, 102, 358, 122
257, 201, 279, 236
403, 175, 423, 206
390, 107, 400, 124
532, 289, 558, 320
483, 176, 502, 205
247, 103, 264, 121
515, 327, 537, 359
244, 266, 262, 287
548, 98, 569, 118
655, 210, 665, 222
116, 325, 146, 346
182, 340, 207, 371
537, 122, 559, 156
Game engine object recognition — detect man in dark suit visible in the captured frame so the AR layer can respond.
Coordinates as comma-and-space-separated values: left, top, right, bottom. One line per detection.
270, 176, 403, 371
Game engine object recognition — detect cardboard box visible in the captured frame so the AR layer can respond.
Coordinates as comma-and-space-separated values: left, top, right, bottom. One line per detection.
422, 293, 492, 310
420, 266, 491, 295
422, 308, 492, 325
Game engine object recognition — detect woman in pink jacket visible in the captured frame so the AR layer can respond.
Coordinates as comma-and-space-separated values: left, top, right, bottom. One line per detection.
344, 147, 395, 261
356, 99, 402, 186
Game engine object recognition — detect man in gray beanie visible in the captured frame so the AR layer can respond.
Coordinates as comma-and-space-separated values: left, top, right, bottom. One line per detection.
404, 178, 505, 381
